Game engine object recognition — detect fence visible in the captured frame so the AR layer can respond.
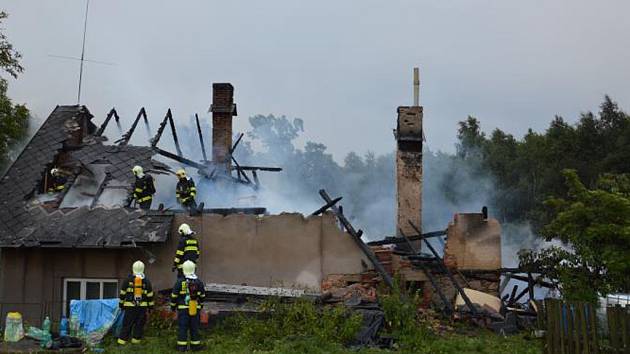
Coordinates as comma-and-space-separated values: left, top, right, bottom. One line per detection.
544, 298, 630, 354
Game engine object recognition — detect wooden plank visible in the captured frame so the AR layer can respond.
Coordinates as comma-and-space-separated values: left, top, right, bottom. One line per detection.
545, 299, 554, 354
559, 300, 566, 354
579, 303, 590, 354
568, 302, 576, 354
587, 303, 599, 354
607, 306, 617, 351
621, 305, 629, 354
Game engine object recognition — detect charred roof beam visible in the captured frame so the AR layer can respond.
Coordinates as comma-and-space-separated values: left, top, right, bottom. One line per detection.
116, 107, 148, 145
95, 108, 120, 137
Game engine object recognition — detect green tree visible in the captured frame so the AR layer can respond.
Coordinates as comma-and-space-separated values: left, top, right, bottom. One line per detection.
520, 170, 630, 302
0, 11, 29, 170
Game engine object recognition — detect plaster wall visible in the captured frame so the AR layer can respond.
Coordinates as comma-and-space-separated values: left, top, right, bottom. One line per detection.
147, 213, 370, 291
443, 213, 502, 270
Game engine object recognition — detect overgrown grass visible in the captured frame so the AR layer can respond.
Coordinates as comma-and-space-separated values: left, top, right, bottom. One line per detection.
100, 293, 543, 354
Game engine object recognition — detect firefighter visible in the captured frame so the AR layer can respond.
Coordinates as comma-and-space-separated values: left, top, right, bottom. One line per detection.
117, 261, 154, 345
175, 169, 198, 214
170, 260, 206, 352
128, 165, 156, 209
172, 223, 200, 278
47, 168, 67, 194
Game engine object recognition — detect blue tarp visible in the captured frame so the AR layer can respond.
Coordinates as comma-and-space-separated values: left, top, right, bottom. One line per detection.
69, 299, 122, 345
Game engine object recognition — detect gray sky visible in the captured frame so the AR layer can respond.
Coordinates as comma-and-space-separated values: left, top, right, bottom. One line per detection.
3, 0, 630, 160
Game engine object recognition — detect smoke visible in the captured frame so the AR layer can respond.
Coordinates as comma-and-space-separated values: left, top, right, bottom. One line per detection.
100, 111, 551, 269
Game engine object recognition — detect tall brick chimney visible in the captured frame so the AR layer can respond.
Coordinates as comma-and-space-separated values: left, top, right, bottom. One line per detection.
395, 68, 423, 240
210, 83, 237, 174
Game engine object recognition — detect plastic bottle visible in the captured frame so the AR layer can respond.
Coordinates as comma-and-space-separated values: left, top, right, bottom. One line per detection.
69, 314, 80, 337
59, 316, 68, 337
42, 316, 51, 333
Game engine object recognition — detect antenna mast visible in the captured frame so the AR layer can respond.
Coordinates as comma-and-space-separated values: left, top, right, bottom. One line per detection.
77, 0, 90, 104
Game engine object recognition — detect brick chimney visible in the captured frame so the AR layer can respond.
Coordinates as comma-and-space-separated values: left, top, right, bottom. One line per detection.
395, 68, 423, 240
210, 83, 237, 174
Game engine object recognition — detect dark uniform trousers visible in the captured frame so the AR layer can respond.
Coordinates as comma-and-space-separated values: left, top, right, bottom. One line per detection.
177, 310, 201, 351
119, 307, 147, 343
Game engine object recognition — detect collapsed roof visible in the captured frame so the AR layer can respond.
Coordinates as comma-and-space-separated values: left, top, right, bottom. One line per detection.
0, 105, 174, 248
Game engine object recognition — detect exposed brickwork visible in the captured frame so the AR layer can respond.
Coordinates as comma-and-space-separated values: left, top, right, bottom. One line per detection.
211, 83, 236, 173
395, 106, 423, 244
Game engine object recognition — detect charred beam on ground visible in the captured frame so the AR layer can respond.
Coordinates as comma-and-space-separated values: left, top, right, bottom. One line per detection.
408, 220, 478, 315
96, 108, 120, 136
195, 114, 208, 162
116, 107, 147, 145
399, 228, 453, 314
319, 189, 394, 288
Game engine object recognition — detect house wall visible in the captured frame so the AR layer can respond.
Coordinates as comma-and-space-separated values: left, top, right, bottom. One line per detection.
0, 213, 370, 323
0, 248, 137, 324
443, 213, 502, 270
146, 212, 370, 291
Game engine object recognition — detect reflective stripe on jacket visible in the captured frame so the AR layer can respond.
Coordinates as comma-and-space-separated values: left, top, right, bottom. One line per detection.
132, 175, 155, 202
169, 278, 206, 309
173, 236, 200, 268
176, 177, 197, 203
119, 275, 155, 308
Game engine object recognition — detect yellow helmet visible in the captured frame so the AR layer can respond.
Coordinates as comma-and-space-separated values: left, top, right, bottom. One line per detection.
178, 223, 193, 236
132, 260, 145, 276
176, 169, 187, 178
182, 260, 196, 277
132, 165, 144, 177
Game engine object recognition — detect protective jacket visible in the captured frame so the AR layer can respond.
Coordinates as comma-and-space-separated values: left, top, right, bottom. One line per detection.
132, 175, 155, 204
119, 275, 155, 308
173, 235, 200, 270
48, 174, 67, 193
169, 277, 206, 311
176, 177, 197, 205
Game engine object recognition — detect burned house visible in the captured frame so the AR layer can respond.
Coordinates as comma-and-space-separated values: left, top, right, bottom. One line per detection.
0, 77, 502, 324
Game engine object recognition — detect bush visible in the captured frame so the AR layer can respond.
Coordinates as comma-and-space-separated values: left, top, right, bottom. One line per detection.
224, 298, 363, 350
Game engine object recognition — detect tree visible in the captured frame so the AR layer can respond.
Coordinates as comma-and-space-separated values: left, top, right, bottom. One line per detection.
0, 11, 29, 171
520, 170, 630, 302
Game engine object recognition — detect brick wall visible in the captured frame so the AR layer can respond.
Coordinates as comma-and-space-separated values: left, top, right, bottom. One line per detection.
211, 83, 236, 173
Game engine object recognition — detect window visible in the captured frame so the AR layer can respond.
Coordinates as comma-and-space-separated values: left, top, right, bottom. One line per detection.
63, 278, 119, 316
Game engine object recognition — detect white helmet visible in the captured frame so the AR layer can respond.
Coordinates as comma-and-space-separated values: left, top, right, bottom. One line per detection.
178, 223, 194, 236
51, 168, 60, 176
132, 260, 145, 276
176, 169, 187, 178
132, 165, 144, 177
182, 260, 196, 278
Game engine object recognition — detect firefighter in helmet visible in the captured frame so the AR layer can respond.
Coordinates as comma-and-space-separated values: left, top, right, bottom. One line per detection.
47, 167, 68, 194
171, 260, 206, 352
117, 261, 154, 345
175, 169, 198, 214
128, 165, 156, 209
172, 223, 200, 278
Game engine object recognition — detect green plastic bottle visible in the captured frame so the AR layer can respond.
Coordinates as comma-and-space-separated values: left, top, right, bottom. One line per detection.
42, 316, 51, 333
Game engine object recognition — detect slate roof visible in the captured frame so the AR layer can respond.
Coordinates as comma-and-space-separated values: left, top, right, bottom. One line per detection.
0, 105, 174, 248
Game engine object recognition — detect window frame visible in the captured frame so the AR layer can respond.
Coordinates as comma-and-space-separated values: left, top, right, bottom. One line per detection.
62, 278, 119, 316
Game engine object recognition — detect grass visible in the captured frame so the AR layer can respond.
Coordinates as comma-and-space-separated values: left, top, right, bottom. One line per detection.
100, 326, 541, 354
99, 295, 543, 354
